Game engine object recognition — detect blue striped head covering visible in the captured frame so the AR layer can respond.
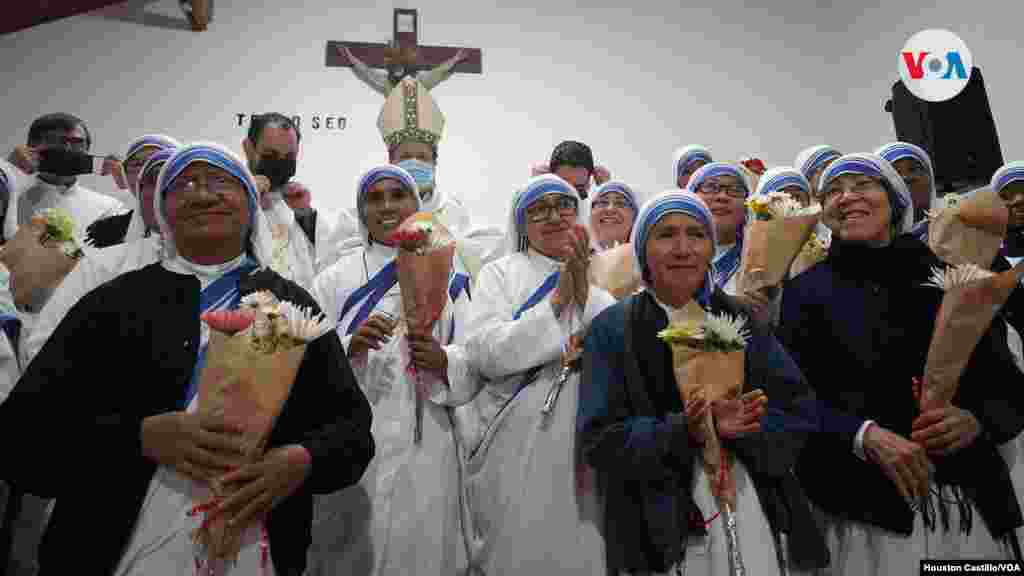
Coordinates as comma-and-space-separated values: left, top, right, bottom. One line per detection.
134, 147, 177, 197
593, 181, 639, 212
991, 161, 1024, 195
507, 174, 579, 252
673, 145, 712, 184
874, 141, 936, 213
754, 166, 811, 198
354, 164, 421, 243
0, 162, 10, 198
154, 142, 272, 264
631, 191, 717, 305
125, 134, 180, 163
819, 153, 914, 235
686, 162, 752, 197
794, 145, 842, 184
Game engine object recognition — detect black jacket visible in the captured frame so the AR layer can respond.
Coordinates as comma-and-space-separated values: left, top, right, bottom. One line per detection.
779, 234, 1024, 538
0, 263, 374, 575
83, 210, 133, 248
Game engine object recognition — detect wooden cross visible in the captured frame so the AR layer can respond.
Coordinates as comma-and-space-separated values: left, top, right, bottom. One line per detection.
325, 9, 482, 76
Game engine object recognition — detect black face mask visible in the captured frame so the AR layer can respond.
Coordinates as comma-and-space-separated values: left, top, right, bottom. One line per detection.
255, 156, 296, 190
38, 147, 94, 177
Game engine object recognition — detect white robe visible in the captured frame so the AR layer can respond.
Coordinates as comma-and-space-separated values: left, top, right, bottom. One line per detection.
263, 191, 316, 290
454, 249, 615, 575
306, 242, 478, 576
22, 235, 163, 368
4, 173, 124, 245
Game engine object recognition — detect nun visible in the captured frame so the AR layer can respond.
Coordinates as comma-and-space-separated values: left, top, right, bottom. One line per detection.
875, 141, 937, 240
590, 180, 640, 252
687, 162, 749, 295
454, 174, 615, 575
0, 142, 373, 575
307, 165, 476, 576
795, 145, 842, 244
85, 134, 180, 248
673, 145, 712, 189
778, 153, 1024, 575
578, 191, 827, 575
24, 145, 179, 368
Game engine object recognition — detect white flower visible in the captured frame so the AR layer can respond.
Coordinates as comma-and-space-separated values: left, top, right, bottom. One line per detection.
702, 311, 751, 350
278, 301, 333, 342
923, 264, 994, 291
241, 291, 279, 313
925, 194, 962, 221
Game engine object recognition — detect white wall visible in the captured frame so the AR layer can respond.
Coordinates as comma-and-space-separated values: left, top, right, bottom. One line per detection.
1, 0, 1021, 228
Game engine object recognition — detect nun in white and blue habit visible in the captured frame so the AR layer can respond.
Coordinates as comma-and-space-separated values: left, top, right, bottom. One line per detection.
685, 162, 751, 295
0, 142, 374, 575
577, 191, 827, 575
875, 141, 937, 241
778, 153, 1024, 575
590, 180, 641, 252
672, 145, 712, 189
308, 164, 476, 576
452, 174, 616, 575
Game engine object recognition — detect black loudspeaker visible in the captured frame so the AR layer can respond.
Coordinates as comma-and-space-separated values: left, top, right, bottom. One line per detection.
885, 67, 1004, 193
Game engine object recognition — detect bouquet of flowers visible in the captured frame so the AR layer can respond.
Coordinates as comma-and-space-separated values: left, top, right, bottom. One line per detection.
928, 189, 1008, 268
588, 242, 641, 300
790, 230, 830, 279
388, 212, 457, 442
916, 262, 1024, 411
738, 192, 821, 295
191, 291, 332, 565
658, 301, 755, 576
3, 209, 83, 311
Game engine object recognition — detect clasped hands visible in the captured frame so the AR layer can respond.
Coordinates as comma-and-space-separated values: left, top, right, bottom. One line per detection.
552, 225, 591, 317
685, 389, 769, 445
348, 313, 449, 378
864, 403, 982, 504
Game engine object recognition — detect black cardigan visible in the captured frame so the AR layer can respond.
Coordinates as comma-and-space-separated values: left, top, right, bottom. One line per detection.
0, 263, 374, 575
779, 234, 1024, 538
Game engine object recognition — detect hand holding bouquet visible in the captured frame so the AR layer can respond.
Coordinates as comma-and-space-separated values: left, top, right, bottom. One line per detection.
790, 230, 830, 279
1, 208, 83, 310
191, 291, 332, 565
588, 242, 641, 300
928, 189, 1009, 268
738, 192, 821, 295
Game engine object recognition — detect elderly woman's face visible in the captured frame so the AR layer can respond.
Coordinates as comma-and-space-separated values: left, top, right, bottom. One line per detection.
677, 160, 707, 189
364, 178, 419, 244
525, 193, 578, 259
645, 213, 713, 299
1000, 182, 1024, 230
781, 184, 810, 207
168, 164, 250, 251
590, 192, 635, 248
893, 158, 932, 217
694, 174, 746, 244
822, 174, 893, 246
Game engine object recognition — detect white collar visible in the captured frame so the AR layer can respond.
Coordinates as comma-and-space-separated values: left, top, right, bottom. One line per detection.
163, 252, 247, 286
524, 246, 564, 272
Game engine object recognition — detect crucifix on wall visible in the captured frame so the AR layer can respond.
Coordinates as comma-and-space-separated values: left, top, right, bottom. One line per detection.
325, 8, 483, 96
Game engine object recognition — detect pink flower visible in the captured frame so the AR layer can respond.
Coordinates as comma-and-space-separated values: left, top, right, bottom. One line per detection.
202, 309, 256, 334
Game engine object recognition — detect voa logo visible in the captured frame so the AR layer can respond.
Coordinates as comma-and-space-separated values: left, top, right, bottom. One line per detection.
898, 29, 973, 102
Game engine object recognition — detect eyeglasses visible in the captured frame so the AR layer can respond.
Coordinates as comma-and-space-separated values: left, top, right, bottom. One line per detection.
525, 197, 578, 222
168, 174, 241, 197
37, 132, 88, 151
823, 177, 883, 201
697, 181, 746, 199
592, 196, 632, 210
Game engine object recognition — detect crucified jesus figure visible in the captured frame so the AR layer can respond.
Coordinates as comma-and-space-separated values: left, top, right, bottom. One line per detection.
339, 44, 469, 97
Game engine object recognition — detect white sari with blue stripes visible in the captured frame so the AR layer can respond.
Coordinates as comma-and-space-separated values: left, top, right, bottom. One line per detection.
307, 241, 476, 576
454, 248, 615, 575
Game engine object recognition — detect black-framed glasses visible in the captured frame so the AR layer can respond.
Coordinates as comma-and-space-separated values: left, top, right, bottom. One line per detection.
525, 196, 578, 222
168, 174, 241, 197
697, 181, 746, 199
592, 194, 631, 210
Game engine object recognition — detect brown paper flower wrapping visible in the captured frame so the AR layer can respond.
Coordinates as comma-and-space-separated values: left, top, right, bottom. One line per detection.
790, 233, 829, 279
737, 213, 819, 294
392, 213, 456, 336
920, 262, 1024, 411
3, 216, 79, 310
589, 242, 641, 300
193, 330, 306, 561
929, 189, 1009, 268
